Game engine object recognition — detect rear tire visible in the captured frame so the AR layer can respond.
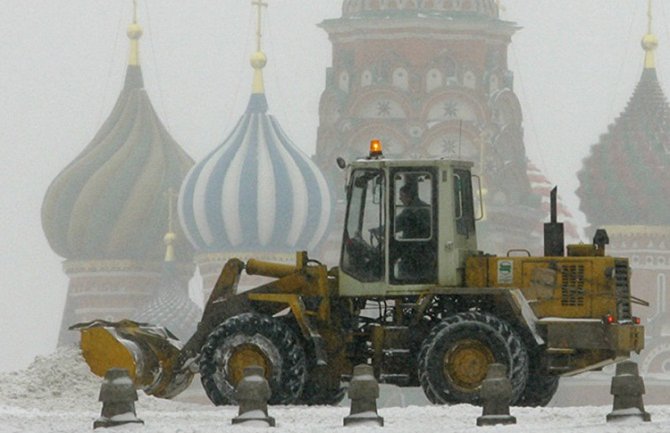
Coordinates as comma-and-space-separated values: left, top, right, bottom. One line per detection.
516, 350, 559, 407
417, 311, 528, 405
298, 364, 346, 406
199, 312, 306, 405
516, 374, 559, 407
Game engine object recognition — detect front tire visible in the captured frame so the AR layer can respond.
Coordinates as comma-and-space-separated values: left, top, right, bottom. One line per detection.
199, 312, 306, 405
417, 311, 528, 405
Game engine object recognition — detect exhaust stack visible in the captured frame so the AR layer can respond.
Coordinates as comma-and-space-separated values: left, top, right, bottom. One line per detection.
544, 187, 565, 257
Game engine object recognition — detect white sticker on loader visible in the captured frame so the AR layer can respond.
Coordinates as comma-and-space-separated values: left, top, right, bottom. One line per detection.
497, 259, 514, 284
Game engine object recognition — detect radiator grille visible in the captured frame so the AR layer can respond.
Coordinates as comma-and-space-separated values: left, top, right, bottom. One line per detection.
561, 265, 585, 306
615, 260, 632, 320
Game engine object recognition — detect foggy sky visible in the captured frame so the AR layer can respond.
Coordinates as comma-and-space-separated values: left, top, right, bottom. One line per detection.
1, 0, 667, 371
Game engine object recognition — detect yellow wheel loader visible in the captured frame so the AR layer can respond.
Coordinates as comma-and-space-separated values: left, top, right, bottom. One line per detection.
74, 141, 645, 407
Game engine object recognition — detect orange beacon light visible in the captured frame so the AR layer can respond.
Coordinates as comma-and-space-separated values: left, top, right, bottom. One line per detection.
369, 139, 383, 158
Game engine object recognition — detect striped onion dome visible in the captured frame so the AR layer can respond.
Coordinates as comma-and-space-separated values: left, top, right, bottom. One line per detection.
136, 283, 201, 341
41, 18, 194, 261
527, 160, 581, 242
134, 241, 201, 341
342, 0, 499, 19
577, 26, 670, 228
178, 53, 332, 253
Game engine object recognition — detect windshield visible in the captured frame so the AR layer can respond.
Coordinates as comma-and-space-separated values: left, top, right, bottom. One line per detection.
341, 169, 384, 282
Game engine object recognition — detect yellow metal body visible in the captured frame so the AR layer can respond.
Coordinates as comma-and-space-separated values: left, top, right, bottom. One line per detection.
464, 253, 644, 374
246, 252, 334, 326
465, 255, 624, 319
75, 320, 193, 398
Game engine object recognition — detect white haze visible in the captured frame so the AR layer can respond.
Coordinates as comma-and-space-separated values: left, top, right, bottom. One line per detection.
1, 1, 668, 372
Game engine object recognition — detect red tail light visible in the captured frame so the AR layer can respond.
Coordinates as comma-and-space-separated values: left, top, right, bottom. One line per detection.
633, 317, 641, 325
604, 314, 616, 325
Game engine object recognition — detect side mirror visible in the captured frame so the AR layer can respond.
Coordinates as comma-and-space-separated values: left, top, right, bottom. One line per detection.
336, 157, 347, 170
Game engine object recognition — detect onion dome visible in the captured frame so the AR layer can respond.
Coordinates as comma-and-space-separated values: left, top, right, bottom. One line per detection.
527, 160, 581, 242
178, 3, 332, 253
41, 11, 194, 261
577, 5, 670, 228
342, 0, 499, 19
134, 230, 202, 341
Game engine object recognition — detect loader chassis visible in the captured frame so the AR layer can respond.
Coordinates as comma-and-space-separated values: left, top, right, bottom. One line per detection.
75, 153, 644, 408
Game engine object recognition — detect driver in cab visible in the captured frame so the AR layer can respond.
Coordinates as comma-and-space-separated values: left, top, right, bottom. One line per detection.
394, 182, 432, 279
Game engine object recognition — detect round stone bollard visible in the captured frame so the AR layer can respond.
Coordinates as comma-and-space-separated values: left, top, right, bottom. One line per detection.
93, 368, 144, 429
476, 363, 516, 427
232, 365, 275, 427
606, 361, 651, 422
343, 364, 384, 427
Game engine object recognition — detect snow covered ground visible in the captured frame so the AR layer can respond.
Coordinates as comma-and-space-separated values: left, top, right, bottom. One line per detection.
1, 347, 669, 433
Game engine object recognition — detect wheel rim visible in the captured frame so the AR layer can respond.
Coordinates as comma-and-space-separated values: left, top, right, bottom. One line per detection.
444, 339, 495, 391
227, 343, 270, 386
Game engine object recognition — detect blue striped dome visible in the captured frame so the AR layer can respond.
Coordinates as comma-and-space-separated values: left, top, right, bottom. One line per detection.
178, 94, 332, 253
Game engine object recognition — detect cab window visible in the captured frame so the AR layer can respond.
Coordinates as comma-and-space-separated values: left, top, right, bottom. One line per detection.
454, 169, 475, 236
341, 169, 384, 282
390, 170, 437, 283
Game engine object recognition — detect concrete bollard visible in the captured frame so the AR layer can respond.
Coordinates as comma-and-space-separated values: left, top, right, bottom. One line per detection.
343, 364, 384, 427
93, 368, 144, 429
476, 363, 516, 427
606, 361, 651, 422
232, 365, 275, 427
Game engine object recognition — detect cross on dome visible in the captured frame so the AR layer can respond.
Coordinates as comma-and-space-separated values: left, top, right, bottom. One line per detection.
127, 0, 143, 66
252, 0, 268, 52
642, 0, 659, 69
250, 0, 268, 95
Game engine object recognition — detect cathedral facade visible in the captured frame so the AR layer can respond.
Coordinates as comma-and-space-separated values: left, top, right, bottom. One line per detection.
315, 0, 546, 256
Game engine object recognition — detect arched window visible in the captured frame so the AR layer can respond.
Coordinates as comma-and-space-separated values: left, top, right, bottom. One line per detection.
361, 70, 373, 87
339, 71, 350, 93
464, 71, 476, 89
426, 68, 443, 92
393, 67, 409, 90
489, 74, 500, 93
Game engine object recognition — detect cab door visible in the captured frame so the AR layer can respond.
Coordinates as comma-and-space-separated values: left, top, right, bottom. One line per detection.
389, 168, 438, 284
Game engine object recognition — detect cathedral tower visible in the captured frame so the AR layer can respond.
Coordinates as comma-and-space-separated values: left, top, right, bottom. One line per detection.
41, 2, 195, 343
316, 0, 544, 255
577, 0, 670, 374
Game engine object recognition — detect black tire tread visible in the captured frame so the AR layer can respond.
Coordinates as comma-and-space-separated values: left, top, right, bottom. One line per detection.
417, 311, 529, 405
298, 375, 346, 406
516, 350, 559, 407
199, 312, 306, 405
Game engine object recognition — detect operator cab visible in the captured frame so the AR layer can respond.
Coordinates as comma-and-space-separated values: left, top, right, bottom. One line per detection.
339, 140, 479, 296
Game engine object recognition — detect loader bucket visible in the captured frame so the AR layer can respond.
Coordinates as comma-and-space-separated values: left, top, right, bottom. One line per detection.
71, 319, 194, 399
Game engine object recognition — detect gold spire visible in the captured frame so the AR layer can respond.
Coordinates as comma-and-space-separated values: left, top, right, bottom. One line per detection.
163, 188, 177, 262
127, 0, 143, 66
642, 0, 659, 69
250, 0, 268, 94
